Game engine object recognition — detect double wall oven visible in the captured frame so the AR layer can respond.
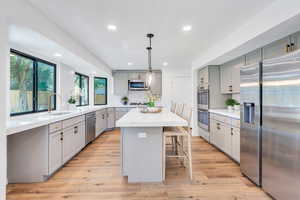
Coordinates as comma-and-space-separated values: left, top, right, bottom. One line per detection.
197, 87, 209, 131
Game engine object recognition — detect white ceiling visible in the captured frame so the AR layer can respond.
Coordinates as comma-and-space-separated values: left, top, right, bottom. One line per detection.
27, 0, 275, 70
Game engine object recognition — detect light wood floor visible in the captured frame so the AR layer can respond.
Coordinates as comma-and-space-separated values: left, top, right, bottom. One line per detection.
7, 129, 271, 200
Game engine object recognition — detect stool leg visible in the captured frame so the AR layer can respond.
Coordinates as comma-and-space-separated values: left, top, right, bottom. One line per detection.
187, 135, 193, 180
163, 135, 166, 180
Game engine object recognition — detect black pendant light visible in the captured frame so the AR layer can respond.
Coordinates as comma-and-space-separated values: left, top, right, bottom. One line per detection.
146, 33, 154, 86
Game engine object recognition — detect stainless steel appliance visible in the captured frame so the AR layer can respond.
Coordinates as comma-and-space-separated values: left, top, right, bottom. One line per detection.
261, 51, 300, 200
240, 50, 300, 200
240, 62, 262, 186
197, 88, 209, 110
128, 80, 149, 91
85, 112, 96, 144
198, 109, 209, 131
197, 66, 230, 141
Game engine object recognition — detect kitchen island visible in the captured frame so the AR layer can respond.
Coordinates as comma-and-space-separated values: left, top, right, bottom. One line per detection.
116, 108, 187, 183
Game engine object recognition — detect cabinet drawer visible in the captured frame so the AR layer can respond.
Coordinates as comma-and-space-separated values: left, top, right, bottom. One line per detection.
231, 118, 240, 128
106, 107, 115, 113
96, 109, 106, 116
49, 121, 62, 133
63, 115, 85, 129
213, 114, 230, 124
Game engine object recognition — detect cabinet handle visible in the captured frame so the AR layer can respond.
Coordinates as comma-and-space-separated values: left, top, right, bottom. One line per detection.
291, 43, 295, 51
102, 114, 105, 119
228, 85, 233, 92
60, 137, 63, 141
60, 132, 63, 135
74, 126, 78, 134
231, 128, 233, 135
217, 123, 220, 130
286, 44, 291, 53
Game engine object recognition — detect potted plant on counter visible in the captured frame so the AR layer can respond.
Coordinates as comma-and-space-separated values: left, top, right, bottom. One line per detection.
234, 102, 240, 110
121, 96, 129, 105
225, 98, 237, 111
68, 96, 77, 110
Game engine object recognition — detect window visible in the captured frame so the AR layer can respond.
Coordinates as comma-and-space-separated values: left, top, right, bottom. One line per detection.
10, 50, 56, 116
75, 73, 89, 106
94, 77, 107, 105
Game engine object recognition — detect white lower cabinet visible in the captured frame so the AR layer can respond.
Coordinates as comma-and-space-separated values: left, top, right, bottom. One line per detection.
106, 108, 115, 129
49, 117, 86, 175
73, 122, 86, 154
49, 131, 63, 174
231, 127, 240, 162
62, 126, 75, 163
210, 113, 240, 163
96, 109, 107, 137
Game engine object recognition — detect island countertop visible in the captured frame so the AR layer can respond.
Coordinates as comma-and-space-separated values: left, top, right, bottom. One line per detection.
116, 108, 187, 127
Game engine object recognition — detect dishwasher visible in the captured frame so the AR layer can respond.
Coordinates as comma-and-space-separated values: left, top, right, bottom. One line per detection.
85, 112, 96, 144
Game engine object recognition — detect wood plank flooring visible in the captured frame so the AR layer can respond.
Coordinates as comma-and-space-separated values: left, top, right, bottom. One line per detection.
7, 129, 271, 200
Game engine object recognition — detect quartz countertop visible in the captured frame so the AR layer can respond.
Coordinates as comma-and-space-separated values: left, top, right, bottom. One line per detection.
209, 109, 240, 119
116, 108, 187, 127
6, 105, 112, 135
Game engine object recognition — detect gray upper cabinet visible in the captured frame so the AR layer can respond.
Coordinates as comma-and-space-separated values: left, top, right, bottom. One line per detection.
128, 72, 147, 81
263, 36, 290, 60
198, 67, 209, 90
150, 72, 162, 96
113, 72, 129, 96
291, 31, 300, 52
220, 56, 244, 94
220, 64, 233, 94
245, 49, 262, 65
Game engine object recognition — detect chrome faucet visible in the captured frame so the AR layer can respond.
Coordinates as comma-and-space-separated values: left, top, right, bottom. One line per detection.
48, 92, 61, 113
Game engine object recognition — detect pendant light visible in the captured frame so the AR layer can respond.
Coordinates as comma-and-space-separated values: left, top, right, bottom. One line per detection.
146, 33, 154, 87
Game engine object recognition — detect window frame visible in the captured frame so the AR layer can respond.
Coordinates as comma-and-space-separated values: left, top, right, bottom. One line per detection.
94, 77, 108, 106
75, 72, 89, 106
10, 49, 57, 116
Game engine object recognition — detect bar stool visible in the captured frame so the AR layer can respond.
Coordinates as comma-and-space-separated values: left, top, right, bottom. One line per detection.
170, 101, 176, 113
163, 104, 193, 181
175, 103, 184, 117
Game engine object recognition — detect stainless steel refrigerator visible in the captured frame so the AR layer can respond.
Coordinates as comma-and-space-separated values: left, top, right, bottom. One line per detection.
241, 50, 300, 200
262, 51, 300, 200
240, 62, 262, 186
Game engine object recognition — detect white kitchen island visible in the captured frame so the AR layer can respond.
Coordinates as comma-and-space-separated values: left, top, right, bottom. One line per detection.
116, 108, 187, 183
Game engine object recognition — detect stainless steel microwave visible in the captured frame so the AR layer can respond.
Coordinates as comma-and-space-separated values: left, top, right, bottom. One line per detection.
128, 80, 149, 91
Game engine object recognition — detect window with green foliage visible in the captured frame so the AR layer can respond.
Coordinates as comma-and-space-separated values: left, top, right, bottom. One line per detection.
10, 50, 56, 115
75, 73, 89, 106
94, 77, 107, 105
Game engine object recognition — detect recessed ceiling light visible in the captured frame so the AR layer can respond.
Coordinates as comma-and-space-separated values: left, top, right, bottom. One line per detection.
107, 24, 117, 31
163, 62, 168, 66
53, 53, 62, 57
182, 25, 192, 32
128, 62, 133, 66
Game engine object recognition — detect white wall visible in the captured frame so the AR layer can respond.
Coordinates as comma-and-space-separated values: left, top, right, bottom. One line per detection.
162, 66, 193, 108
59, 63, 113, 109
0, 16, 9, 200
